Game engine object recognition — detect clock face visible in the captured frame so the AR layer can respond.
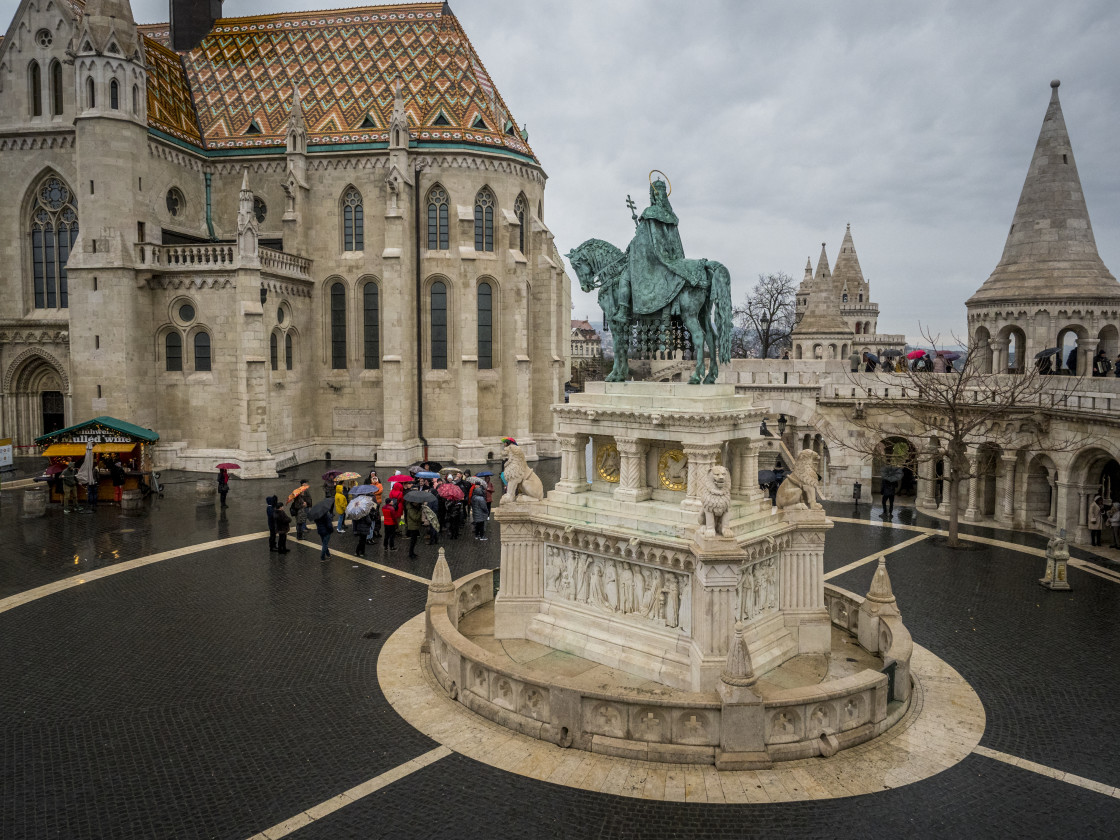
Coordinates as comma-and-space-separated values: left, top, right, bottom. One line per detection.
596, 442, 620, 482
658, 449, 688, 491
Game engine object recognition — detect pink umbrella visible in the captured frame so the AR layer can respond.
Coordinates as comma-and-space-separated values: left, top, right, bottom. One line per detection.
906, 350, 927, 360
437, 483, 464, 501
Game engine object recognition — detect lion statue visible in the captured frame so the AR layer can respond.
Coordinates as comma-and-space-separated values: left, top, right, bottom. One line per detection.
775, 450, 823, 511
500, 440, 545, 504
698, 465, 733, 538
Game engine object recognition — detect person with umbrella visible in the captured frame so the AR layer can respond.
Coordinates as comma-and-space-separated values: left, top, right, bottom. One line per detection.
274, 500, 291, 554
477, 471, 496, 514
217, 467, 230, 507
403, 496, 425, 558
289, 480, 311, 540
382, 485, 403, 552
346, 493, 376, 558
334, 481, 348, 533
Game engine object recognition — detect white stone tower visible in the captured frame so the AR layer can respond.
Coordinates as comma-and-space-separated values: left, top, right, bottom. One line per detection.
967, 80, 1120, 373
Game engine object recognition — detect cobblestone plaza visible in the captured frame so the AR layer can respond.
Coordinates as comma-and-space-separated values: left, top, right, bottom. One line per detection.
3, 460, 1120, 839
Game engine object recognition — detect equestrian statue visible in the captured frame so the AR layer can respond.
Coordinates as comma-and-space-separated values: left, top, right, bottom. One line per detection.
566, 173, 732, 384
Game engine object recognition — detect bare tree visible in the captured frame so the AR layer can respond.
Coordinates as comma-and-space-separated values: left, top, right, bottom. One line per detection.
733, 272, 799, 359
829, 328, 1092, 547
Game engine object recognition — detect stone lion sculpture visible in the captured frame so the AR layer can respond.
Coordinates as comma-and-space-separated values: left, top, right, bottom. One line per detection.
775, 450, 823, 511
698, 465, 733, 538
501, 442, 545, 504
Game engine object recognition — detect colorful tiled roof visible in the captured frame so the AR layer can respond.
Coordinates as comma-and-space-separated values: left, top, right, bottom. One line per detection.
144, 35, 204, 147
139, 2, 534, 161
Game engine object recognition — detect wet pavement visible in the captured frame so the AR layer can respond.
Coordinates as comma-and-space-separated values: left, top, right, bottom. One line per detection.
2, 462, 1119, 839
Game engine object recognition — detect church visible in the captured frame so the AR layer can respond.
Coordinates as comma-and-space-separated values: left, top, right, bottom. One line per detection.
0, 0, 571, 475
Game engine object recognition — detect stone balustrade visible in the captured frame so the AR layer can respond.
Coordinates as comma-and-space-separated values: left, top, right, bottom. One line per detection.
259, 247, 312, 280
426, 570, 912, 766
134, 243, 312, 282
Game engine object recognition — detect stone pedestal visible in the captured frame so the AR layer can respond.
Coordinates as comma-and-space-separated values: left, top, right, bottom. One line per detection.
494, 383, 837, 692
120, 488, 144, 512
195, 480, 216, 506
22, 486, 47, 518
1039, 533, 1071, 591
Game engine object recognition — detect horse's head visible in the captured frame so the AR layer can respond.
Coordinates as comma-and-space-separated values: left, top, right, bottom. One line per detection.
566, 243, 597, 292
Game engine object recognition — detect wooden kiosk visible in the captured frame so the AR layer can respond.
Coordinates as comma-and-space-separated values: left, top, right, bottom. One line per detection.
36, 416, 159, 502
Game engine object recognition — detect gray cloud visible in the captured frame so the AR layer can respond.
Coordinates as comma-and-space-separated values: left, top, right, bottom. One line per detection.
130, 0, 1120, 343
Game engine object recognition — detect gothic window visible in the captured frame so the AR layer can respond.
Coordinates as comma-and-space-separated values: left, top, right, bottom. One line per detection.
342, 187, 363, 251
426, 185, 449, 250
430, 281, 447, 369
253, 197, 267, 224
842, 293, 848, 303
132, 84, 139, 114
50, 61, 63, 115
29, 62, 42, 116
35, 29, 53, 48
29, 175, 78, 309
194, 332, 211, 372
514, 194, 527, 254
474, 187, 494, 252
109, 79, 119, 110
85, 76, 95, 109
166, 187, 184, 218
330, 282, 347, 369
858, 293, 863, 303
363, 282, 380, 369
478, 281, 493, 370
165, 332, 182, 371
270, 332, 278, 370
285, 333, 293, 370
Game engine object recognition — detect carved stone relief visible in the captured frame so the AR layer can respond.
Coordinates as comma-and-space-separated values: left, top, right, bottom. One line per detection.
738, 557, 778, 623
595, 440, 620, 482
658, 448, 688, 491
544, 545, 691, 634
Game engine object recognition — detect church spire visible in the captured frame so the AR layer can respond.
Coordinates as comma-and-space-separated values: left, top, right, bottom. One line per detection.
831, 223, 866, 300
969, 80, 1119, 305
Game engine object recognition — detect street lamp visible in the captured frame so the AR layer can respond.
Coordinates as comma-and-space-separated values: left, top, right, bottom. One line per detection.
777, 414, 787, 437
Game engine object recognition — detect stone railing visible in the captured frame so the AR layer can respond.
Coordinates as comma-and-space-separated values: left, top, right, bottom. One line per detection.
259, 247, 312, 281
426, 571, 911, 766
134, 243, 312, 282
824, 584, 912, 704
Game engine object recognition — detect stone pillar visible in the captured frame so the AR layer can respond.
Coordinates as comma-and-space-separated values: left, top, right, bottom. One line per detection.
997, 454, 1017, 523
990, 338, 1009, 373
613, 437, 651, 503
555, 433, 589, 494
693, 561, 741, 671
916, 444, 937, 509
1076, 488, 1087, 526
937, 453, 951, 515
962, 448, 981, 521
1049, 471, 1059, 522
493, 507, 543, 638
681, 443, 721, 514
1077, 337, 1099, 377
778, 511, 831, 655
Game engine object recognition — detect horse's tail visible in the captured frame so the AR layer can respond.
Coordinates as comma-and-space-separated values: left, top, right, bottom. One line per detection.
708, 261, 733, 363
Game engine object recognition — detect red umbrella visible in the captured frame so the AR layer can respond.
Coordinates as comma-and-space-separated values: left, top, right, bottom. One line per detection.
387, 474, 414, 483
216, 462, 241, 469
322, 469, 343, 481
437, 483, 464, 501
906, 350, 927, 360
44, 464, 65, 475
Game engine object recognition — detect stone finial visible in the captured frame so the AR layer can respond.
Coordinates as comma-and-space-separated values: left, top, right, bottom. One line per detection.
864, 556, 900, 615
430, 547, 453, 595
1051, 79, 1060, 89
720, 622, 757, 687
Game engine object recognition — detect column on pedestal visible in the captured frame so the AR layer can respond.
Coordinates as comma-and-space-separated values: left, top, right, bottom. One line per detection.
555, 433, 589, 493
963, 448, 981, 521
1048, 471, 1058, 522
730, 439, 759, 498
997, 454, 1017, 523
937, 453, 952, 514
493, 513, 544, 638
681, 443, 722, 513
916, 444, 937, 508
613, 437, 651, 503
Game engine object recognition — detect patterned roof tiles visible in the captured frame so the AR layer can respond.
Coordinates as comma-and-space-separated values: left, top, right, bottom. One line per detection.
144, 36, 204, 147
148, 2, 533, 160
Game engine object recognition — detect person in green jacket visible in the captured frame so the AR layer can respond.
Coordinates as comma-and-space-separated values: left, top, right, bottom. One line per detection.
404, 501, 424, 559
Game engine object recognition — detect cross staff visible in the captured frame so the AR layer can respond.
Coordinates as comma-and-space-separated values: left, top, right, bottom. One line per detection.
626, 194, 637, 226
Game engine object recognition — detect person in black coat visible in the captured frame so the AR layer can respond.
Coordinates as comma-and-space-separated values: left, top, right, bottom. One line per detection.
1066, 347, 1078, 376
266, 495, 278, 551
274, 504, 291, 554
880, 480, 896, 517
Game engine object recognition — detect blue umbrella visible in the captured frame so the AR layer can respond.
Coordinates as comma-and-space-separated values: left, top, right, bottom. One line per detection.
476, 471, 494, 477
348, 484, 378, 497
416, 470, 440, 479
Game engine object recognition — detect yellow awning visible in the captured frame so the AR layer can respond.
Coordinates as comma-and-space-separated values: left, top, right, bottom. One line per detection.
43, 443, 88, 457
93, 443, 138, 454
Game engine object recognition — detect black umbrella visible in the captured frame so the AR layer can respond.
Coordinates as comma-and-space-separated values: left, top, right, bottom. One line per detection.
758, 470, 777, 485
881, 466, 905, 484
865, 353, 880, 365
881, 349, 903, 358
404, 490, 437, 505
408, 461, 443, 473
1035, 347, 1061, 359
308, 497, 334, 521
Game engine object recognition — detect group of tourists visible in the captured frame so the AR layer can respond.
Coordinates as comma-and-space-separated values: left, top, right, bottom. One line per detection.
57, 456, 129, 513
1087, 493, 1120, 548
261, 465, 496, 562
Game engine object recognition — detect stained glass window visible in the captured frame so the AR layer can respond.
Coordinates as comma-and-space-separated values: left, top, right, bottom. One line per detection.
474, 188, 494, 252
478, 282, 493, 370
30, 176, 77, 309
431, 281, 447, 369
427, 186, 449, 250
342, 188, 363, 251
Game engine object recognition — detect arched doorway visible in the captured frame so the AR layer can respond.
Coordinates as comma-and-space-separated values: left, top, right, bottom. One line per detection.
976, 443, 1000, 517
2, 350, 69, 448
1098, 325, 1119, 362
1067, 447, 1120, 534
973, 326, 992, 373
1056, 325, 1085, 374
1026, 454, 1057, 525
998, 325, 1026, 373
872, 436, 916, 497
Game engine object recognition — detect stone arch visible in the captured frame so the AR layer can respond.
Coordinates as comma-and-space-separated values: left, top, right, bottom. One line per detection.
997, 324, 1027, 373
872, 435, 916, 497
1056, 323, 1087, 373
976, 442, 1001, 518
1097, 324, 1119, 360
1025, 453, 1058, 525
973, 325, 992, 373
2, 348, 71, 447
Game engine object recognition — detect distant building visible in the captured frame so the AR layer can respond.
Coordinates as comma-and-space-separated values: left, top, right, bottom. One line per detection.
570, 319, 602, 361
791, 226, 905, 362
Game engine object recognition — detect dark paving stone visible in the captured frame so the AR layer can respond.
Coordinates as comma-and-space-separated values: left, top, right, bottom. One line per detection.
289, 751, 1120, 840
831, 538, 1120, 787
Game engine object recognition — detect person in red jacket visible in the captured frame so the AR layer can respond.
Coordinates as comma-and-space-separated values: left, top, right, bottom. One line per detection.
381, 492, 402, 552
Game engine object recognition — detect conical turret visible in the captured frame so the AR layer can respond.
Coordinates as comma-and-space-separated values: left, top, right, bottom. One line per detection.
794, 243, 852, 335
78, 0, 141, 58
969, 80, 1119, 305
831, 223, 867, 302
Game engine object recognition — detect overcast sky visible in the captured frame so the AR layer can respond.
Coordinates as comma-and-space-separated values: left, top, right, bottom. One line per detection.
130, 0, 1120, 344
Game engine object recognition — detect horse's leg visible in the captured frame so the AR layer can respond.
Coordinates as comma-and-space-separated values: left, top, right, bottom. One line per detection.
680, 291, 707, 384
701, 294, 719, 383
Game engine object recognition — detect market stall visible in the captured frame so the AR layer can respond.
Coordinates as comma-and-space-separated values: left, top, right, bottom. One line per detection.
35, 416, 159, 503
